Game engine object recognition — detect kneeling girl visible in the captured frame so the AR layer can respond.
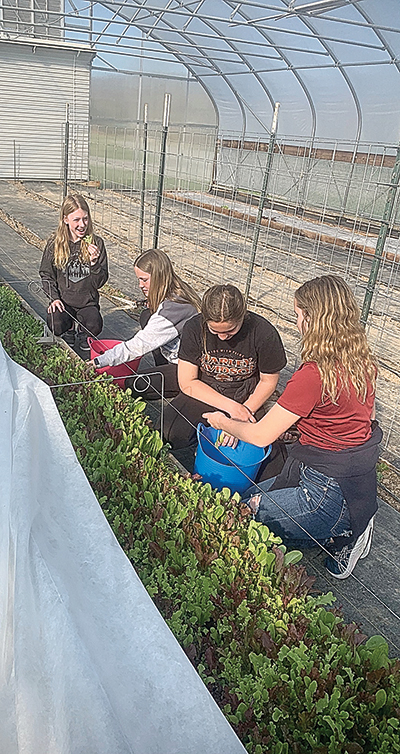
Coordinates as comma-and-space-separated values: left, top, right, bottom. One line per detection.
164, 284, 287, 449
39, 194, 108, 353
91, 248, 201, 399
204, 275, 381, 580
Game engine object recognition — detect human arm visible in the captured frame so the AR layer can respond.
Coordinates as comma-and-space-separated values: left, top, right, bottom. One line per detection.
94, 306, 181, 368
238, 315, 286, 414
39, 241, 60, 303
203, 402, 301, 448
89, 236, 108, 288
242, 371, 279, 415
178, 359, 256, 422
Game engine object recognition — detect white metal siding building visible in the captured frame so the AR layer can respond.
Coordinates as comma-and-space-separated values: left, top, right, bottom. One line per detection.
0, 38, 95, 179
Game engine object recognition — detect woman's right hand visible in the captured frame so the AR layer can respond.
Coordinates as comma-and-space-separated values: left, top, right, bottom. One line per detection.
227, 400, 255, 423
88, 243, 100, 265
47, 299, 65, 314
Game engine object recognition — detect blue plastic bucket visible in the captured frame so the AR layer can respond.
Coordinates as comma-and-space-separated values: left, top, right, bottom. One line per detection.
193, 423, 272, 496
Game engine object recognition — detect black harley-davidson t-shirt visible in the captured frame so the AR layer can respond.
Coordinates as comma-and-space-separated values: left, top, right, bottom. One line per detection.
178, 312, 287, 403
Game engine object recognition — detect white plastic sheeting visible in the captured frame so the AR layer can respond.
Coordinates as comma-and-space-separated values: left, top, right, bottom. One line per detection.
0, 343, 246, 754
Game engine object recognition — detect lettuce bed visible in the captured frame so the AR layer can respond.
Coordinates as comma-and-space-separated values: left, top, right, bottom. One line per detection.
1, 284, 400, 754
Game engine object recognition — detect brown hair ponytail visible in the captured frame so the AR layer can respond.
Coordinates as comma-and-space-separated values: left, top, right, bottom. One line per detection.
200, 284, 246, 354
134, 248, 201, 314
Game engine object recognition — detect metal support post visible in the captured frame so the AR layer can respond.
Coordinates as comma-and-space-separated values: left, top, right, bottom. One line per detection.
37, 323, 56, 344
244, 102, 280, 302
13, 140, 17, 182
209, 135, 219, 192
139, 103, 148, 251
104, 129, 108, 189
341, 147, 358, 216
361, 144, 400, 325
63, 104, 70, 199
153, 93, 171, 249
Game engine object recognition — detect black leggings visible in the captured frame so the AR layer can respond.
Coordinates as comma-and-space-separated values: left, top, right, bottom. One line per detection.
125, 363, 179, 400
47, 303, 102, 337
163, 393, 216, 449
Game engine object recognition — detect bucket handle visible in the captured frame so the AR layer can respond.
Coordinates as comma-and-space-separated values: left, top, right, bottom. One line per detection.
198, 423, 271, 462
87, 337, 106, 355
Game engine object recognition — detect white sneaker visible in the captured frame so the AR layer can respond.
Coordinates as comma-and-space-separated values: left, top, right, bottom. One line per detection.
360, 516, 374, 559
325, 518, 374, 580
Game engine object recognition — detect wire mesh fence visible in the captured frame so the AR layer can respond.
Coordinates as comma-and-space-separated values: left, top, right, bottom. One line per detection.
2, 122, 400, 466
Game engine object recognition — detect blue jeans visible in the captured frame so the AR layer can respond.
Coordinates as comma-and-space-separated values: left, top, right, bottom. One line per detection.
247, 464, 352, 549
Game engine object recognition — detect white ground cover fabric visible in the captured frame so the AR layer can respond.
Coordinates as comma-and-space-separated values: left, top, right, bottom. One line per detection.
0, 343, 245, 754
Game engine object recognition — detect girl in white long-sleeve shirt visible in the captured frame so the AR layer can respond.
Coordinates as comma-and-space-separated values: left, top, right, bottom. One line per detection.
91, 248, 200, 399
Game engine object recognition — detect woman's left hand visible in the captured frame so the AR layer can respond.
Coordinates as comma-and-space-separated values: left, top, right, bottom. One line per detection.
88, 243, 100, 264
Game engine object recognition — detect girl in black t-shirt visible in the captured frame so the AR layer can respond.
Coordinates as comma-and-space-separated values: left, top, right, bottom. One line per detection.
163, 284, 287, 449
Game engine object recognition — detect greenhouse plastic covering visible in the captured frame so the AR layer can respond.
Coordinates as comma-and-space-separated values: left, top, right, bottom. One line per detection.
0, 343, 245, 754
92, 0, 400, 141
1, 0, 399, 140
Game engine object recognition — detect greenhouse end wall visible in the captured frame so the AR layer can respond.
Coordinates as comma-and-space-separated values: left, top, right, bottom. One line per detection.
0, 39, 93, 180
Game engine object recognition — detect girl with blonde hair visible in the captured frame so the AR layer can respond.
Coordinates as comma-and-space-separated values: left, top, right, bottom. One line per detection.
204, 275, 381, 580
39, 194, 108, 353
163, 283, 287, 449
92, 248, 200, 398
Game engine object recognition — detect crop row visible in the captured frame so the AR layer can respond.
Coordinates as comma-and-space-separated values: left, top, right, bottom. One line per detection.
1, 283, 399, 754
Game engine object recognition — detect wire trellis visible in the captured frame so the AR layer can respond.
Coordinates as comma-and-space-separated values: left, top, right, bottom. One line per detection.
75, 125, 400, 468
2, 123, 400, 468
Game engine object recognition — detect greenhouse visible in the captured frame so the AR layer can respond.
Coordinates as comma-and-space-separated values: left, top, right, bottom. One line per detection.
1, 1, 400, 752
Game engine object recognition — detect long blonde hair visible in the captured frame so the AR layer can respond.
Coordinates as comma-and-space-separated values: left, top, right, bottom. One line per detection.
52, 194, 94, 269
295, 275, 377, 403
134, 248, 201, 314
200, 284, 246, 353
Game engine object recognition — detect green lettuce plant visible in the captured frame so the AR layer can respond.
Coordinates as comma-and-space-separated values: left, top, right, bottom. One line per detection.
1, 284, 399, 753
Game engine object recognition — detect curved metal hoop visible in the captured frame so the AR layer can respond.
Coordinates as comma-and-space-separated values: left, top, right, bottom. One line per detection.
127, 370, 165, 439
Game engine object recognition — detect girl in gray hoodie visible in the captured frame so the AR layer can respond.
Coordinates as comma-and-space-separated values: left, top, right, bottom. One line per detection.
91, 248, 200, 399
